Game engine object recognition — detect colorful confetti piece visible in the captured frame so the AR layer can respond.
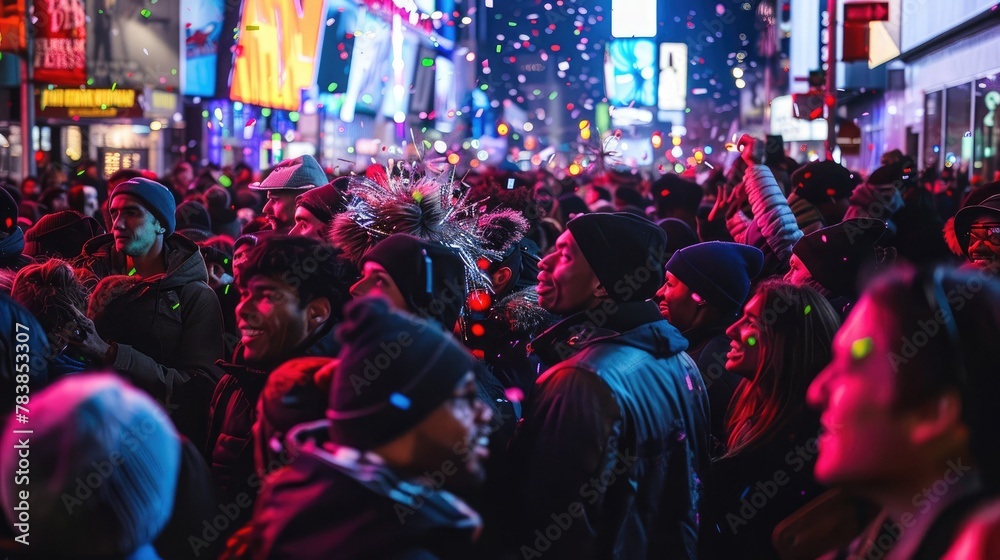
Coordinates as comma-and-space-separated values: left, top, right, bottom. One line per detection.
390, 392, 411, 410
851, 337, 874, 360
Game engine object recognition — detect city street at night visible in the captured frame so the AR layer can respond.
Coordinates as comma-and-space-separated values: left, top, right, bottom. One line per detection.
1, 1, 1000, 559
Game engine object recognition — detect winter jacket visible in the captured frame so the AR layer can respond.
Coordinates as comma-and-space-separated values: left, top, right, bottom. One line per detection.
684, 326, 743, 443
727, 165, 803, 277
0, 292, 49, 415
249, 420, 482, 560
206, 321, 340, 536
499, 300, 711, 560
76, 233, 224, 446
845, 182, 954, 265
699, 407, 825, 559
843, 179, 905, 233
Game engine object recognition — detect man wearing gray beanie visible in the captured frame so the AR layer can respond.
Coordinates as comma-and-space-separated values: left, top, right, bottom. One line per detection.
247, 297, 492, 559
493, 213, 711, 559
72, 176, 224, 447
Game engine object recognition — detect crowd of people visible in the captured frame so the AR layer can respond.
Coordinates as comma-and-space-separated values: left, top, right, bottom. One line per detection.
1, 136, 999, 560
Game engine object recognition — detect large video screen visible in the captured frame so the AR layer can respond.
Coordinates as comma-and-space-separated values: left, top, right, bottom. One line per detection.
434, 56, 457, 133
605, 39, 657, 108
658, 43, 688, 112
340, 11, 392, 122
181, 0, 223, 97
229, 0, 326, 111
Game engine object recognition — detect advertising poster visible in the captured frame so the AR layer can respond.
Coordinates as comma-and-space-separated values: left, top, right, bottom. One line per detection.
33, 0, 88, 86
0, 0, 26, 55
434, 56, 456, 133
85, 0, 181, 90
658, 43, 687, 112
340, 11, 392, 122
230, 0, 326, 111
180, 0, 223, 97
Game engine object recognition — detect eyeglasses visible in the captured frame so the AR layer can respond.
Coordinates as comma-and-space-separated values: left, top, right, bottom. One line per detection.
968, 224, 1000, 246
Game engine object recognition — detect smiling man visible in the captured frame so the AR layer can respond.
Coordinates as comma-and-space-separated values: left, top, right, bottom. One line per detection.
251, 155, 329, 234
207, 235, 356, 537
954, 194, 1000, 270
500, 212, 711, 559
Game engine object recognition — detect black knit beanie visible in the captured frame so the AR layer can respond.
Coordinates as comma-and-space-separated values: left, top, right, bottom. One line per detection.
791, 160, 856, 204
295, 181, 346, 226
792, 218, 887, 298
327, 297, 474, 450
651, 174, 702, 215
566, 213, 667, 302
665, 241, 765, 317
362, 234, 467, 329
23, 210, 104, 258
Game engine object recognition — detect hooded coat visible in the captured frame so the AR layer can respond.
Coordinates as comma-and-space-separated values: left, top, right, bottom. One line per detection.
497, 300, 711, 560
75, 233, 224, 447
248, 420, 482, 560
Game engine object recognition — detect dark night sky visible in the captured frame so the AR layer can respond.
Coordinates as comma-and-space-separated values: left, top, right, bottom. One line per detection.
479, 0, 761, 141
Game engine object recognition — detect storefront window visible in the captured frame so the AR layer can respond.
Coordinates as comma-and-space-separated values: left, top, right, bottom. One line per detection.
923, 90, 942, 170
944, 82, 972, 174
974, 74, 1000, 183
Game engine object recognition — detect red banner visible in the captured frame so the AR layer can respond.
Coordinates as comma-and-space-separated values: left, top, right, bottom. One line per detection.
0, 0, 27, 55
33, 0, 87, 85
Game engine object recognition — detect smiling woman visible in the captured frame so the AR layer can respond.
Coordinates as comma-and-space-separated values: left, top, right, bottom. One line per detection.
700, 279, 840, 559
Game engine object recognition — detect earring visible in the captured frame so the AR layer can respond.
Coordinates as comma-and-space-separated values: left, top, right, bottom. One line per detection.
158, 228, 166, 234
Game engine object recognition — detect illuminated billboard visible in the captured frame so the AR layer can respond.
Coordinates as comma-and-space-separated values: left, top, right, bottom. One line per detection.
85, 0, 181, 90
434, 56, 457, 132
605, 39, 657, 108
340, 10, 392, 122
658, 43, 687, 112
181, 0, 223, 97
230, 0, 326, 111
611, 0, 656, 38
33, 0, 87, 86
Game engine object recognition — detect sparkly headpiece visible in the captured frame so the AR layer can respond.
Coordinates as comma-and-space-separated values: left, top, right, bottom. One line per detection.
329, 166, 528, 291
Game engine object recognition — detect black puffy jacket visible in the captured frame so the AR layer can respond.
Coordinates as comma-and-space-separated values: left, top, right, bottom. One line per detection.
497, 300, 711, 560
76, 233, 224, 446
205, 322, 340, 538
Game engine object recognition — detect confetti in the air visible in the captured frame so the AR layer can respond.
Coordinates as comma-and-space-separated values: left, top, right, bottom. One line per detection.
851, 337, 874, 360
